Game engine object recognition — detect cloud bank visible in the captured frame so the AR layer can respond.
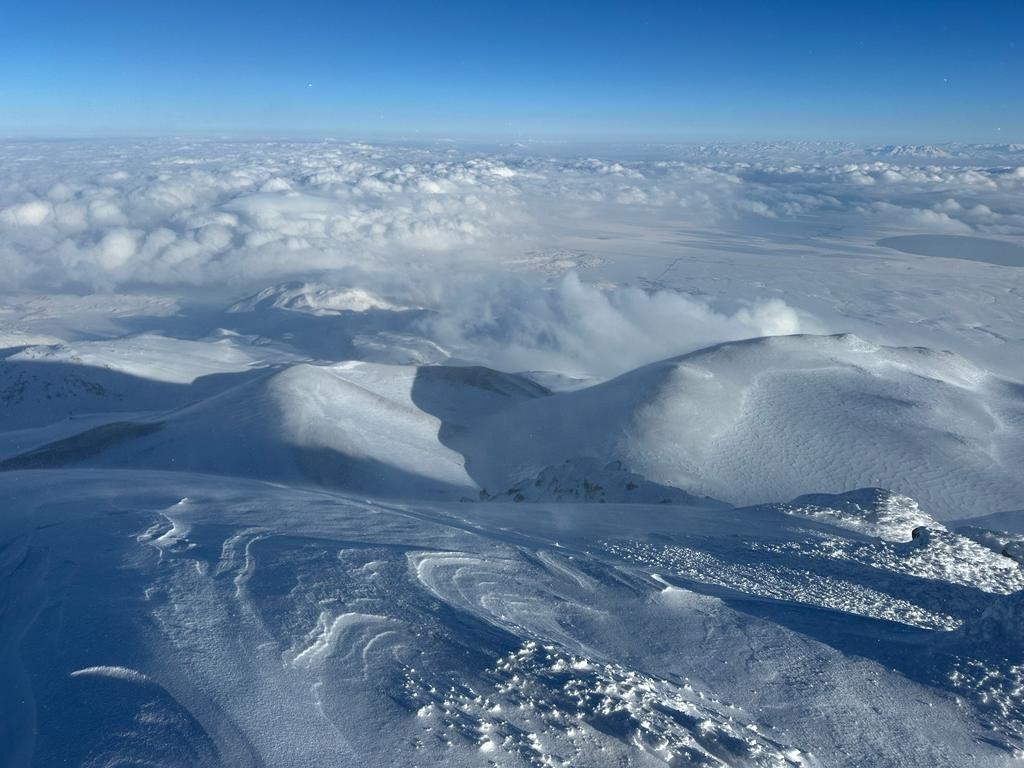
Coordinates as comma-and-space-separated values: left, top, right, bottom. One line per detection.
2, 140, 1023, 292
426, 273, 808, 377
2, 139, 1023, 377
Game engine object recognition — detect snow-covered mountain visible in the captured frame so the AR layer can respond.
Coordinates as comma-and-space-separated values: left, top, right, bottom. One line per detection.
4, 339, 1024, 765
459, 334, 1024, 519
3, 138, 1024, 767
4, 334, 1022, 519
228, 281, 408, 315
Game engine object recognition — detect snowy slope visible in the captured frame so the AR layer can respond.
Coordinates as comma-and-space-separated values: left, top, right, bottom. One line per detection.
3, 469, 1024, 768
3, 139, 1024, 768
8, 333, 286, 385
0, 331, 298, 429
1, 361, 550, 497
458, 334, 1024, 520
5, 333, 1022, 518
951, 509, 1024, 534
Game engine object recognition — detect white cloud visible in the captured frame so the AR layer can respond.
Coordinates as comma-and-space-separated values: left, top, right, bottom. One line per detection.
94, 228, 141, 270
1, 140, 1022, 292
2, 200, 52, 227
426, 272, 810, 377
2, 140, 1024, 378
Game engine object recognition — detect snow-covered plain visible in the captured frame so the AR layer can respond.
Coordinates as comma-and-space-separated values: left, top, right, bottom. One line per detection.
2, 140, 1024, 766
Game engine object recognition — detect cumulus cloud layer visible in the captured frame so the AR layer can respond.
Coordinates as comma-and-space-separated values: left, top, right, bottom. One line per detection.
2, 139, 1024, 377
0, 142, 530, 289
2, 140, 1023, 291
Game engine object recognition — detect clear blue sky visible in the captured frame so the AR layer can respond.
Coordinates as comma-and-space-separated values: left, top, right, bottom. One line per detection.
1, 0, 1020, 142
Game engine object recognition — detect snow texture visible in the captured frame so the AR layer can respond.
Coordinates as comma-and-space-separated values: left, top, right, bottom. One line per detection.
2, 140, 1024, 767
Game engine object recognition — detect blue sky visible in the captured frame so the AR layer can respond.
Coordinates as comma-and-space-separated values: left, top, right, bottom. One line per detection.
1, 0, 1021, 142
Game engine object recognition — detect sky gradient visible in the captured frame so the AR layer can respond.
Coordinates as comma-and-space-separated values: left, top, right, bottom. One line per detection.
1, 0, 1021, 142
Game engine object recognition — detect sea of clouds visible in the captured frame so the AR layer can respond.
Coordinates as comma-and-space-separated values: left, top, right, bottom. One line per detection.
1, 139, 1022, 375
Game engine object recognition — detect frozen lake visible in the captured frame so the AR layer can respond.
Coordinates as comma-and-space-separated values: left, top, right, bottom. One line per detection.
879, 234, 1024, 267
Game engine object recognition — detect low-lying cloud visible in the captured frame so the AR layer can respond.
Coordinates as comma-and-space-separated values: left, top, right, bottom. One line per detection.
425, 272, 808, 377
2, 139, 1023, 377
2, 140, 1023, 292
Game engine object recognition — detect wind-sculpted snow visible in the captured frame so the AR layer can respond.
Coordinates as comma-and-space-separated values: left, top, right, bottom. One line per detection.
3, 470, 1024, 766
2, 139, 1024, 766
603, 540, 961, 630
403, 641, 812, 767
799, 527, 1024, 596
956, 526, 1024, 567
779, 488, 936, 541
